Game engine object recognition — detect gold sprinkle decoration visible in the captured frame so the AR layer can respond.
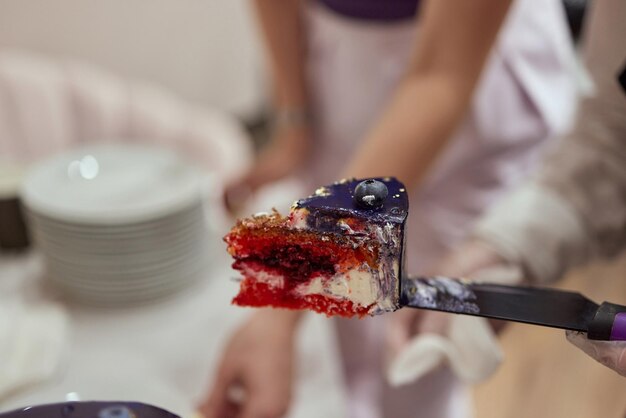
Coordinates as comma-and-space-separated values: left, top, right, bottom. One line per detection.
314, 186, 330, 197
383, 177, 391, 181
399, 188, 405, 192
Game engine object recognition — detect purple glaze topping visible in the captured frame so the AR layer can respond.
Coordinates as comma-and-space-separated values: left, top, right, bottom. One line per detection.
0, 402, 180, 418
610, 312, 626, 341
401, 277, 480, 315
296, 177, 408, 227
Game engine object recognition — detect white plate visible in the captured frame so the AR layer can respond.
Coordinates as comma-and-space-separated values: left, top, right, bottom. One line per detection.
47, 261, 206, 288
31, 224, 206, 253
50, 274, 203, 305
47, 263, 206, 288
45, 265, 206, 300
44, 258, 214, 296
21, 144, 203, 224
26, 201, 205, 235
44, 244, 208, 276
37, 239, 204, 266
43, 242, 205, 272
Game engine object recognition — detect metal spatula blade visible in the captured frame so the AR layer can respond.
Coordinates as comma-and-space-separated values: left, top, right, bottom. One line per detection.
400, 276, 626, 340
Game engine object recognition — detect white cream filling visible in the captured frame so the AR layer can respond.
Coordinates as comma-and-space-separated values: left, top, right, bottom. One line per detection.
295, 267, 378, 307
240, 265, 285, 289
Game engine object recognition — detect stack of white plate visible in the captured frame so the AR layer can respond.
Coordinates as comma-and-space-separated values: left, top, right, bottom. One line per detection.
21, 144, 209, 306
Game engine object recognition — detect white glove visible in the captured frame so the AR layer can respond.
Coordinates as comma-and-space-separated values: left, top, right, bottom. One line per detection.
566, 330, 626, 377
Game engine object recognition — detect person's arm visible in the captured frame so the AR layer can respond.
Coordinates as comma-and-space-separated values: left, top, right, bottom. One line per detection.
344, 0, 512, 185
253, 0, 307, 110
224, 0, 310, 212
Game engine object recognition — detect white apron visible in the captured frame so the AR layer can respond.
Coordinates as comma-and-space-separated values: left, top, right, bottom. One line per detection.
302, 1, 577, 417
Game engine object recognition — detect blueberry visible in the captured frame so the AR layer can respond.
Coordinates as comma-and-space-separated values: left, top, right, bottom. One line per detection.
354, 179, 388, 209
98, 406, 134, 418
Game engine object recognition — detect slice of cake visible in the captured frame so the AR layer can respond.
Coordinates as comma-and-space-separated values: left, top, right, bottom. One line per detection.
225, 178, 408, 317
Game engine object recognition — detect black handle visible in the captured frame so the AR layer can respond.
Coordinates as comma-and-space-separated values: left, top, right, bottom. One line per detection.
588, 302, 626, 341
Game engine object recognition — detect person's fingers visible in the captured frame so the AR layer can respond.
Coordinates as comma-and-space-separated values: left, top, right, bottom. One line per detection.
199, 398, 240, 418
200, 311, 296, 418
387, 309, 421, 357
615, 346, 626, 377
223, 178, 254, 215
199, 399, 240, 418
223, 160, 284, 215
566, 330, 602, 359
386, 310, 452, 359
198, 362, 238, 418
239, 353, 292, 418
566, 330, 626, 377
240, 386, 289, 418
417, 311, 451, 336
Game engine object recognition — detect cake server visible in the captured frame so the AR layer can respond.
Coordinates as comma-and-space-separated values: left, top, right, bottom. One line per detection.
400, 276, 626, 341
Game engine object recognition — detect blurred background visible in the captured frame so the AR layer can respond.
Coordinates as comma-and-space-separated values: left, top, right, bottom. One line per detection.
1, 0, 625, 418
0, 0, 265, 119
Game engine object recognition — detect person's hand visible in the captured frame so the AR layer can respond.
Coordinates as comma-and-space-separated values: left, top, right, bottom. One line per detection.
198, 309, 302, 418
566, 330, 626, 377
224, 126, 310, 215
387, 239, 511, 357
387, 308, 451, 362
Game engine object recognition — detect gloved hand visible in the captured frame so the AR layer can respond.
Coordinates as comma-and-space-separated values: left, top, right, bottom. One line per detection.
566, 330, 626, 377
